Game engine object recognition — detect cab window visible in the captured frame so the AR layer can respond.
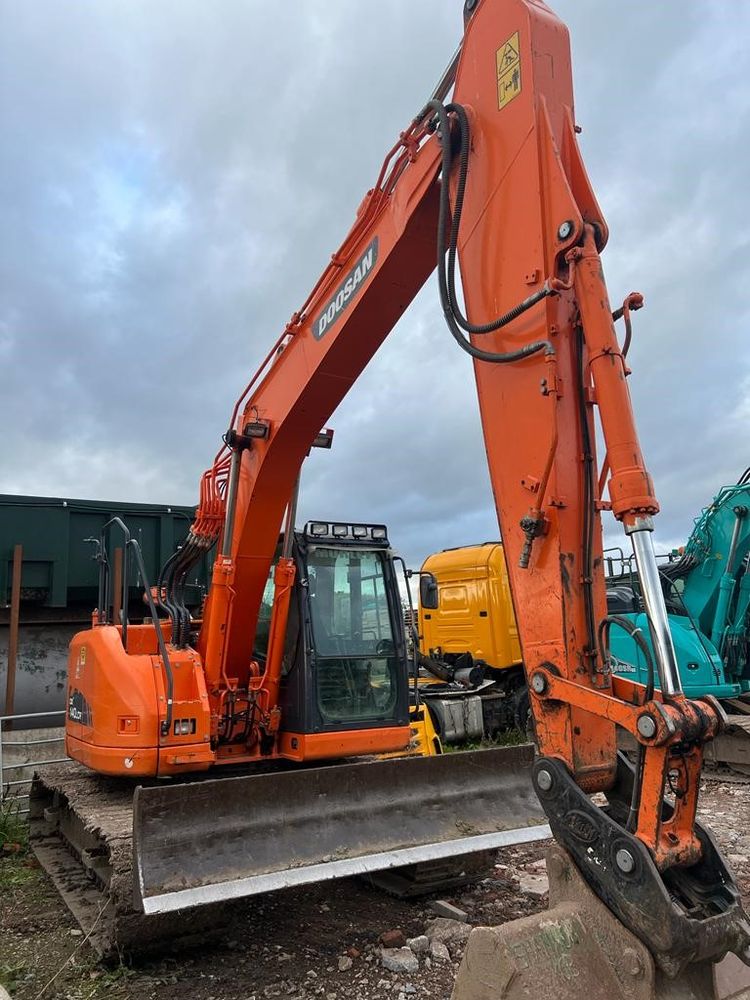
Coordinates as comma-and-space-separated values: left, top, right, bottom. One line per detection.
307, 546, 398, 723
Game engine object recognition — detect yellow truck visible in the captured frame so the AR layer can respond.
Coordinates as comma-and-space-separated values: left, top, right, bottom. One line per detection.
416, 541, 528, 744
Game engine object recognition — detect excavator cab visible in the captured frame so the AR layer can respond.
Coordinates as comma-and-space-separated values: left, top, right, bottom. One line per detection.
263, 522, 410, 741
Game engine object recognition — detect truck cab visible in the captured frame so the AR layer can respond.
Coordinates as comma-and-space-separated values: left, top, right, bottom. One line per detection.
419, 541, 521, 673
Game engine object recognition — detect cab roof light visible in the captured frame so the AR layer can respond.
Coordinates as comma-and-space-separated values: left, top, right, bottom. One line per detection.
312, 428, 334, 449
352, 525, 369, 539
332, 524, 348, 537
243, 419, 270, 439
371, 526, 387, 540
309, 522, 328, 537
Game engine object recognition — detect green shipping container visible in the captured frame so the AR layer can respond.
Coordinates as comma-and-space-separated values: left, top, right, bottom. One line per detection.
0, 495, 214, 718
0, 494, 212, 613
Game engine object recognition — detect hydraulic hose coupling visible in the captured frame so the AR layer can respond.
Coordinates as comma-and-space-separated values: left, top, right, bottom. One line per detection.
519, 511, 545, 569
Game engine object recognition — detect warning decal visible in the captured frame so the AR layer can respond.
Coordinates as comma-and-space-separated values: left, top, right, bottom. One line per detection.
496, 31, 521, 110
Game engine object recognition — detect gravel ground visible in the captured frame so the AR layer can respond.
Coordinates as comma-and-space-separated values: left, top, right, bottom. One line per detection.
2, 778, 750, 1000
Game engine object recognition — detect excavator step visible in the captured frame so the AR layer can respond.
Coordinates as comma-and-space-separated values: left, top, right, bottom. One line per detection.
30, 744, 549, 957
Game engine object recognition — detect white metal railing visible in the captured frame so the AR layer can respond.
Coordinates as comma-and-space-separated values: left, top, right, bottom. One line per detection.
0, 711, 68, 815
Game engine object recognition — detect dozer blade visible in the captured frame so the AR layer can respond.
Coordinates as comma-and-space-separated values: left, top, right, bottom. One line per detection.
134, 744, 550, 915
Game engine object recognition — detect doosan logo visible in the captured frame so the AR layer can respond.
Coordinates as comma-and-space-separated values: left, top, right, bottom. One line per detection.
314, 238, 379, 340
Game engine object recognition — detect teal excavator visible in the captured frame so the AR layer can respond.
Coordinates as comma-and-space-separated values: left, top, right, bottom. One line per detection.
609, 469, 750, 768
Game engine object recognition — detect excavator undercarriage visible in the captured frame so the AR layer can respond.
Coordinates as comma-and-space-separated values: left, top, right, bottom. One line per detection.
31, 746, 550, 958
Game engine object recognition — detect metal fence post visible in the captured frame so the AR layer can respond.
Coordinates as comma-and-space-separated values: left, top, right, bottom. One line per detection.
4, 543, 22, 731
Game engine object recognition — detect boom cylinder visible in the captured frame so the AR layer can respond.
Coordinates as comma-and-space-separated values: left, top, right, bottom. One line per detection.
711, 505, 747, 650
571, 225, 682, 698
571, 227, 658, 527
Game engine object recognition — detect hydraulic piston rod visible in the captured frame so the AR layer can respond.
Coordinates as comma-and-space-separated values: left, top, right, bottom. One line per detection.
711, 505, 748, 650
630, 521, 683, 698
221, 448, 242, 558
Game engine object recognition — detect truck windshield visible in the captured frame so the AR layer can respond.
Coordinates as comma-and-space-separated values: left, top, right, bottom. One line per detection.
307, 546, 398, 723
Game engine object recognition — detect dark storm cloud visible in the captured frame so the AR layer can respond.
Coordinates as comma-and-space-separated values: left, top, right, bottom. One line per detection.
1, 1, 749, 569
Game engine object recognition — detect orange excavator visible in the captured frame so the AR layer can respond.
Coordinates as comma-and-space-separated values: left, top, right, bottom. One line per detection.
30, 0, 750, 994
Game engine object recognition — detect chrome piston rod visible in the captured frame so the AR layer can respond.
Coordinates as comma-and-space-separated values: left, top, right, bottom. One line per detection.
629, 522, 683, 698
221, 448, 242, 558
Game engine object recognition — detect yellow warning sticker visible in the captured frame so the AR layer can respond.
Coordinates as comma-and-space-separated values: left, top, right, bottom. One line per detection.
80, 645, 87, 666
496, 31, 521, 110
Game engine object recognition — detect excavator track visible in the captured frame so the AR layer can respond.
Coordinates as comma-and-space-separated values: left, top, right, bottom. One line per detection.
705, 714, 750, 776
31, 746, 550, 958
29, 764, 239, 960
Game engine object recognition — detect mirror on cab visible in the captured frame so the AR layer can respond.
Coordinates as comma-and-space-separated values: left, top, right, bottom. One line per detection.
419, 572, 439, 610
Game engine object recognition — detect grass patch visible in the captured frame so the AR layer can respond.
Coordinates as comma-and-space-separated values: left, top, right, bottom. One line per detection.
0, 960, 28, 993
443, 729, 530, 753
0, 791, 29, 853
93, 964, 137, 988
0, 853, 40, 889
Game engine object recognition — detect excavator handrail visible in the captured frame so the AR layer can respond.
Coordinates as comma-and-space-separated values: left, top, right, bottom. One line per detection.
91, 516, 174, 737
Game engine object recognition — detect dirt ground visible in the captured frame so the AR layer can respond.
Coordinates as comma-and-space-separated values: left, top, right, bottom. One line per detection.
2, 778, 750, 1000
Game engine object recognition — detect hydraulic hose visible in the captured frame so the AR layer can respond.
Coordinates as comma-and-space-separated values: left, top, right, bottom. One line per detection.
597, 612, 656, 832
598, 614, 656, 703
421, 99, 554, 364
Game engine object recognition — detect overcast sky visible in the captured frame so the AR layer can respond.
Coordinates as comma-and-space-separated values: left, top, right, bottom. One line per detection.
1, 1, 749, 570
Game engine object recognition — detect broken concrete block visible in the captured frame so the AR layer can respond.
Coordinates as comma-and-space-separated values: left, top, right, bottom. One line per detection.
428, 900, 468, 922
518, 872, 549, 898
381, 948, 419, 974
